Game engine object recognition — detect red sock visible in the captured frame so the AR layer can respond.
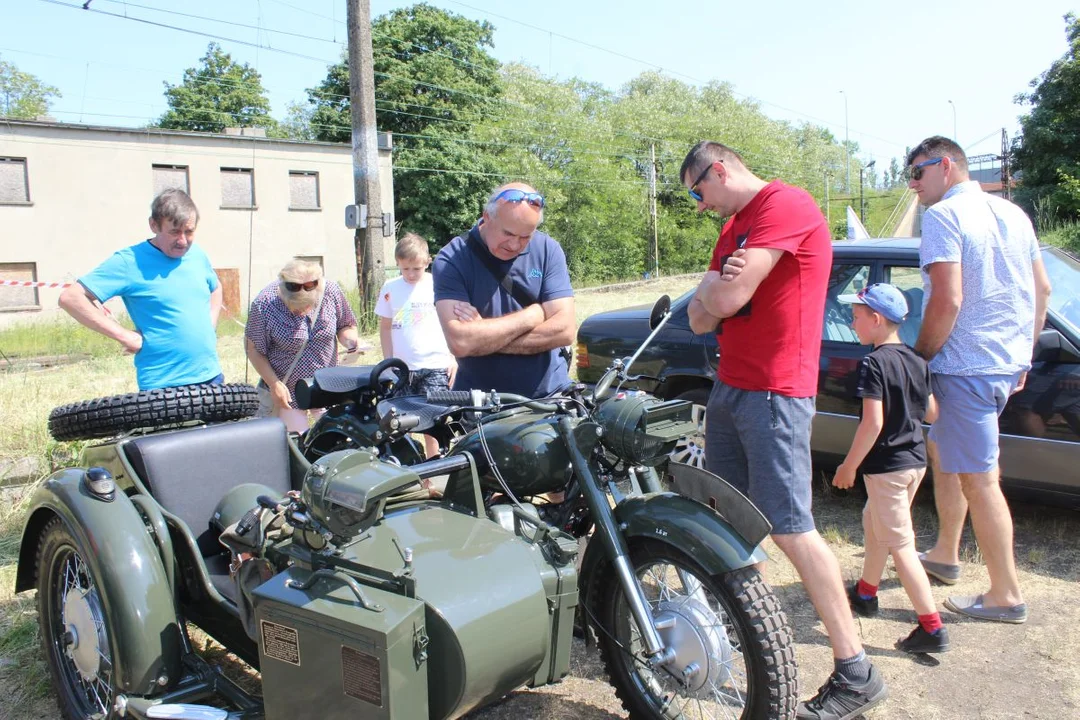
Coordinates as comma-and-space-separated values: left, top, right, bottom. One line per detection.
918, 612, 943, 634
856, 579, 878, 599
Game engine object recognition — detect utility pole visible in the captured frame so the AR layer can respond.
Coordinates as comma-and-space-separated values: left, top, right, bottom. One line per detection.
824, 171, 831, 226
948, 100, 957, 142
1001, 128, 1012, 201
840, 90, 850, 192
347, 0, 385, 309
649, 143, 659, 278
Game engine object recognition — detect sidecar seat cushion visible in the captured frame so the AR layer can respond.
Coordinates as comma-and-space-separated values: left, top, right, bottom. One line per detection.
124, 418, 292, 556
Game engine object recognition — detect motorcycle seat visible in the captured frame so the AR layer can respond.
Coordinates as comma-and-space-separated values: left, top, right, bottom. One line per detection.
294, 366, 380, 409
124, 418, 293, 557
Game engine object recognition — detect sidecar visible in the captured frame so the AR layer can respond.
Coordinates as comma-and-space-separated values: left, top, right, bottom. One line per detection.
15, 370, 580, 720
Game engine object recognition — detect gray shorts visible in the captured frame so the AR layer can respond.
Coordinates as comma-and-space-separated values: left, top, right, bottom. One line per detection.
705, 381, 816, 535
928, 373, 1020, 474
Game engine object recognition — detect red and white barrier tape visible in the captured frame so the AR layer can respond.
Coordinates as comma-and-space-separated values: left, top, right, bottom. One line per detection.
0, 279, 74, 288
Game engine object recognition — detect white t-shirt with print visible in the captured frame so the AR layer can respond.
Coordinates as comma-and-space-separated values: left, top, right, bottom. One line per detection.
374, 273, 453, 370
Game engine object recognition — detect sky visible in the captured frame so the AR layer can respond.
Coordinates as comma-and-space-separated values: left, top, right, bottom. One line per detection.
4, 0, 1078, 173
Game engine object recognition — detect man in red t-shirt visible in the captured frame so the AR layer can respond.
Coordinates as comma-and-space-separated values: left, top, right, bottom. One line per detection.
682, 141, 887, 720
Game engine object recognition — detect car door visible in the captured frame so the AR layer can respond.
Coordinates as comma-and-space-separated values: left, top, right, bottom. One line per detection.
813, 258, 874, 457
996, 248, 1080, 501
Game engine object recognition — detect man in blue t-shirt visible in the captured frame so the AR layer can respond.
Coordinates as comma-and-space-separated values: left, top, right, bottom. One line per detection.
59, 189, 224, 390
433, 182, 575, 398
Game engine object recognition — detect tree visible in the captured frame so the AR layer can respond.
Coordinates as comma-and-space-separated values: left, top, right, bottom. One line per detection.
305, 4, 503, 243
0, 55, 60, 119
1013, 13, 1080, 220
157, 43, 276, 134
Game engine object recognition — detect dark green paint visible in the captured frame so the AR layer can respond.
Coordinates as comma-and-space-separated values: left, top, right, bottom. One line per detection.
15, 469, 182, 695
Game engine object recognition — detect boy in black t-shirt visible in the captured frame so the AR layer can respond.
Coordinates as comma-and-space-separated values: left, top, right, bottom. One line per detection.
834, 283, 949, 654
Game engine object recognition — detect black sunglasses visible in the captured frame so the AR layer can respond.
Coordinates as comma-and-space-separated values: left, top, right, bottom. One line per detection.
282, 280, 319, 292
687, 163, 714, 202
906, 157, 948, 181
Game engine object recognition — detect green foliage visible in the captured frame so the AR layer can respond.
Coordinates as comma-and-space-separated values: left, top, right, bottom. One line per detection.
157, 43, 277, 134
298, 8, 867, 282
306, 4, 503, 243
0, 54, 60, 119
1013, 13, 1080, 220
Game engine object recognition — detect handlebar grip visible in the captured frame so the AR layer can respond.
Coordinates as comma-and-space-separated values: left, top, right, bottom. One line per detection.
256, 494, 284, 511
425, 390, 477, 405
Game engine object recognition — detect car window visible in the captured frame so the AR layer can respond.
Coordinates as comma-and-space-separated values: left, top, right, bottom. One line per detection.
823, 264, 870, 343
1042, 248, 1080, 336
884, 265, 924, 347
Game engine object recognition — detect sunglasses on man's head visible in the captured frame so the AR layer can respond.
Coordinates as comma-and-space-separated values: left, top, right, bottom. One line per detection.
495, 188, 545, 209
282, 280, 319, 292
906, 156, 947, 181
687, 163, 715, 202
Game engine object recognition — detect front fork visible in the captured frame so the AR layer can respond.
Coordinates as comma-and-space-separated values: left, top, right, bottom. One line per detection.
557, 418, 675, 666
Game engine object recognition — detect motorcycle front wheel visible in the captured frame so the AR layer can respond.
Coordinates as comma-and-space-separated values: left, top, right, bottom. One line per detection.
598, 541, 797, 720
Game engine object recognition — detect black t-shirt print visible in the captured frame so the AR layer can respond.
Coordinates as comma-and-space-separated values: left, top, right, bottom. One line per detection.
855, 343, 932, 474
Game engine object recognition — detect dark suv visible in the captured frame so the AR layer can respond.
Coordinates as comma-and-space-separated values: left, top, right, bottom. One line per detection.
576, 239, 1080, 507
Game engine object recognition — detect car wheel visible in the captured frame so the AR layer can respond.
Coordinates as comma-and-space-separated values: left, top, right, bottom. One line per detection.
669, 388, 709, 471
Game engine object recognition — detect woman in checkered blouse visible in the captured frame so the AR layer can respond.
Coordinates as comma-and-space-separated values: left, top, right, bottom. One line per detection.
244, 259, 363, 432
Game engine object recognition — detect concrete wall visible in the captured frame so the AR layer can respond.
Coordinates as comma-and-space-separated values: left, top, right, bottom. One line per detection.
0, 120, 394, 327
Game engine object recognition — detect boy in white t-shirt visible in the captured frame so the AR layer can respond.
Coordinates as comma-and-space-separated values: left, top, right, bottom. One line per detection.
375, 233, 456, 457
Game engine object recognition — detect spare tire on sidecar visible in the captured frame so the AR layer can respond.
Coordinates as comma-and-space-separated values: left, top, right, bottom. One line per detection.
47, 382, 259, 441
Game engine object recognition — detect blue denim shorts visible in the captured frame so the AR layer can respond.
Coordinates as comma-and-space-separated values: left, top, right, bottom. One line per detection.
928, 372, 1020, 474
705, 381, 816, 535
406, 368, 451, 396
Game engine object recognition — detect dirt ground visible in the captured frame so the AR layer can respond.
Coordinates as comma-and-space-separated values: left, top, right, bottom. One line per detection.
6, 477, 1078, 720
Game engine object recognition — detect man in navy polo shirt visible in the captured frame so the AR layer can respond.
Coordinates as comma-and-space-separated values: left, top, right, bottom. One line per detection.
433, 182, 575, 398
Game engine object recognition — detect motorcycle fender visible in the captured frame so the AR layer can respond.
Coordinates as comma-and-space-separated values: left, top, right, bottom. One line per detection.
614, 492, 767, 575
15, 469, 183, 695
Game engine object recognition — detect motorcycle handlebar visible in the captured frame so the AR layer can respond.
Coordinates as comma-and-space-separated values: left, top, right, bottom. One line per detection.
425, 390, 480, 406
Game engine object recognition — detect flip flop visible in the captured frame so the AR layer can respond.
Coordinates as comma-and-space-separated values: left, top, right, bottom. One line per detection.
945, 594, 1028, 624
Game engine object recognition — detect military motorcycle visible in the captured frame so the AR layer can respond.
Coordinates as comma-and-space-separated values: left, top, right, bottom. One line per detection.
16, 296, 797, 720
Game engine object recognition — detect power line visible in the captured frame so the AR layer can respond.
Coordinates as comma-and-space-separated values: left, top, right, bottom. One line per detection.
29, 1, 855, 180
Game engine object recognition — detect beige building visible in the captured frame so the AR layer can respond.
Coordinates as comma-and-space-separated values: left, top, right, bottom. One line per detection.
0, 119, 394, 327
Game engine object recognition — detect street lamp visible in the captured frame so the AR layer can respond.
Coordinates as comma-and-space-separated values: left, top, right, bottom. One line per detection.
859, 159, 876, 225
840, 90, 850, 191
948, 99, 957, 142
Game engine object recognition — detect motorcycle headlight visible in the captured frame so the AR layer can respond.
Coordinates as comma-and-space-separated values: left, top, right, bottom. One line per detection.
594, 393, 697, 465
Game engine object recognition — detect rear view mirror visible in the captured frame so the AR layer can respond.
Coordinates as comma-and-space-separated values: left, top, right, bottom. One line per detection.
650, 295, 671, 330
1034, 328, 1080, 364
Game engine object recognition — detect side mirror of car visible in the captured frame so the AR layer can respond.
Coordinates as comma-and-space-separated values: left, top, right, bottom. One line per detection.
1034, 328, 1080, 364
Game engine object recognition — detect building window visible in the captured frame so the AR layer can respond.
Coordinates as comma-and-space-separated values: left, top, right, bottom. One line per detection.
221, 167, 255, 208
153, 164, 190, 196
0, 157, 30, 204
289, 171, 320, 210
0, 262, 39, 310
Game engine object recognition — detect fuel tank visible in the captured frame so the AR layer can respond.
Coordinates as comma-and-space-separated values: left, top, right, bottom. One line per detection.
445, 411, 573, 499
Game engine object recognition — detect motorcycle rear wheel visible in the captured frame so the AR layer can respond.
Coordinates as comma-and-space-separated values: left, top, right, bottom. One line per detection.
598, 540, 797, 719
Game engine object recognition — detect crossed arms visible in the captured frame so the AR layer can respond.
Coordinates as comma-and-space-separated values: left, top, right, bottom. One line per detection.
435, 296, 575, 357
687, 248, 784, 335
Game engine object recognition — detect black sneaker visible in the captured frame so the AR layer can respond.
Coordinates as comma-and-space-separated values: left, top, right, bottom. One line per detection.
796, 666, 888, 720
896, 625, 950, 654
847, 583, 879, 617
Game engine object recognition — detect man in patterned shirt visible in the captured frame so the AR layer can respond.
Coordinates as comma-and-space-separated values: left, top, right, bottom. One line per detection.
909, 136, 1052, 623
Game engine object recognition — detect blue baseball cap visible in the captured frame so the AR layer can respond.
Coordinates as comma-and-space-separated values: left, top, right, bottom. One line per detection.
838, 283, 908, 324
